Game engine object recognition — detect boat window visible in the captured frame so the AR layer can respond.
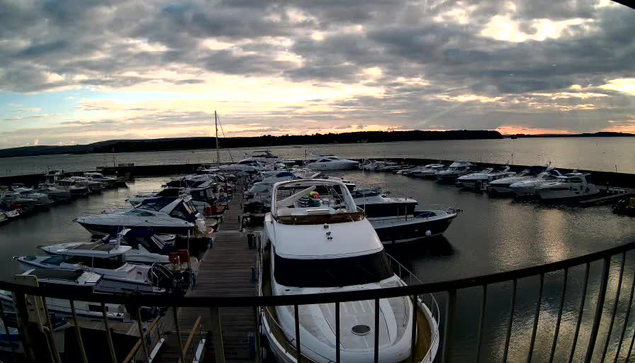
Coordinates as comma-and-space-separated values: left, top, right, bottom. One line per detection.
91, 255, 126, 269
170, 202, 197, 221
138, 198, 173, 211
274, 251, 393, 287
124, 209, 154, 217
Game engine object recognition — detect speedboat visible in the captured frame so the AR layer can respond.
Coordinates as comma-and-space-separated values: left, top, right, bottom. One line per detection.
360, 160, 401, 172
68, 176, 104, 194
84, 172, 118, 189
129, 182, 220, 217
259, 179, 439, 363
55, 179, 90, 197
409, 164, 446, 179
435, 161, 474, 183
508, 168, 563, 197
2, 269, 159, 322
75, 196, 206, 237
11, 188, 53, 207
370, 210, 458, 244
306, 156, 359, 170
39, 230, 170, 265
536, 173, 600, 202
487, 166, 547, 195
36, 184, 72, 203
456, 166, 516, 190
15, 243, 190, 295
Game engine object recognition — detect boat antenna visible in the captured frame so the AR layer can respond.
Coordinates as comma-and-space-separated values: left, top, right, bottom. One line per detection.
215, 111, 220, 168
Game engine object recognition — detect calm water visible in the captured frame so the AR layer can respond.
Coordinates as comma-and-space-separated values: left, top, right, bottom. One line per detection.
1, 137, 634, 177
1, 171, 634, 361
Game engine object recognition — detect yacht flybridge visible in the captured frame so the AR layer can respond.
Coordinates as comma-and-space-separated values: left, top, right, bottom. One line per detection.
259, 179, 439, 363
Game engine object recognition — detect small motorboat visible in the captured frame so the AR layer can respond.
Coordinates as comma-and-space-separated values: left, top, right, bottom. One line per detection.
613, 196, 635, 216
487, 166, 548, 195
2, 269, 159, 322
435, 161, 475, 183
39, 230, 170, 265
456, 166, 516, 190
84, 172, 118, 189
409, 164, 446, 179
352, 188, 418, 218
75, 196, 206, 237
306, 155, 359, 170
360, 160, 401, 172
508, 168, 563, 197
536, 173, 600, 202
369, 209, 458, 244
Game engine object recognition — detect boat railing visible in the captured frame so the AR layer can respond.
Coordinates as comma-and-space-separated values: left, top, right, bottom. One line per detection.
2, 239, 635, 362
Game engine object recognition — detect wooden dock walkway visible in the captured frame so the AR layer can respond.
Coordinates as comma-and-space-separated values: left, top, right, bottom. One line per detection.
154, 186, 258, 363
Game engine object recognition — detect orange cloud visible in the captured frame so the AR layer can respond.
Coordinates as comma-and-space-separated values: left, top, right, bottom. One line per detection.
496, 125, 575, 135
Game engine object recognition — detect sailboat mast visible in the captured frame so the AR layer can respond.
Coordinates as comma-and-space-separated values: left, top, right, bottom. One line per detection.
215, 110, 220, 168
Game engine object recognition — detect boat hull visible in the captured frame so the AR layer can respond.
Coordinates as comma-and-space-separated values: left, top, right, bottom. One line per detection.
370, 212, 457, 244
77, 221, 194, 237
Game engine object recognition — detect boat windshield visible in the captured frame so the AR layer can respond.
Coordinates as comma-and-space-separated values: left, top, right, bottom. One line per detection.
274, 251, 393, 287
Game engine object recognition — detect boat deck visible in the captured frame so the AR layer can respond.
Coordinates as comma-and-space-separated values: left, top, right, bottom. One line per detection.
154, 186, 258, 363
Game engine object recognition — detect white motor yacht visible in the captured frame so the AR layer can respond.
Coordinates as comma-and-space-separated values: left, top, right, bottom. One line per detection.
75, 196, 206, 237
435, 161, 474, 183
11, 188, 53, 207
508, 168, 564, 197
306, 156, 359, 171
39, 230, 170, 265
15, 242, 189, 295
536, 173, 600, 202
259, 179, 439, 363
2, 269, 159, 322
487, 166, 548, 194
409, 164, 446, 179
84, 172, 118, 188
456, 166, 516, 190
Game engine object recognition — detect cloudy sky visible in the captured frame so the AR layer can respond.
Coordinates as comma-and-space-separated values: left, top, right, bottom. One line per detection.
0, 0, 634, 149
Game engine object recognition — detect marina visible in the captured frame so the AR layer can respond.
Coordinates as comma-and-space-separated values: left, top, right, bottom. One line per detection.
0, 147, 635, 362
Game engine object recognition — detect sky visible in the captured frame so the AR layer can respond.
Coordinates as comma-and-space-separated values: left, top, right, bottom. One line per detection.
0, 0, 634, 149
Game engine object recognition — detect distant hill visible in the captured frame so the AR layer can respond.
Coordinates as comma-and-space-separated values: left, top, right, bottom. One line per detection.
510, 132, 635, 138
0, 130, 502, 158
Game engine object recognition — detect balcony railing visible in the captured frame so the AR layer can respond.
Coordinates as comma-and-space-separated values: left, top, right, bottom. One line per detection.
1, 239, 635, 362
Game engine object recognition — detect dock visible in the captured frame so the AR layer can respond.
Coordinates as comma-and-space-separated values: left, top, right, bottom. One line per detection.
153, 183, 258, 363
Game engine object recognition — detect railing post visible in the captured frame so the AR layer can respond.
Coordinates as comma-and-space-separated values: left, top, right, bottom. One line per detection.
585, 257, 611, 363
527, 273, 545, 362
101, 302, 118, 363
294, 304, 302, 361
615, 264, 635, 363
374, 298, 380, 363
442, 289, 457, 363
173, 306, 186, 363
335, 302, 341, 363
70, 300, 89, 363
601, 252, 625, 361
502, 279, 517, 363
209, 306, 226, 363
135, 306, 150, 362
410, 294, 418, 363
549, 268, 568, 363
569, 262, 591, 363
475, 285, 488, 363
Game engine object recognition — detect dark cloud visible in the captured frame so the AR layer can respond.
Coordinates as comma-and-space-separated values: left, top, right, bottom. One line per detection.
0, 0, 634, 140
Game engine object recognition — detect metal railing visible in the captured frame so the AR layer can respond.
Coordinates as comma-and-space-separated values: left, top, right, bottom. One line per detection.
1, 239, 635, 362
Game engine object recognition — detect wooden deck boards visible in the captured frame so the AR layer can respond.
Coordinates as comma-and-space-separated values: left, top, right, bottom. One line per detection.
155, 187, 257, 363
